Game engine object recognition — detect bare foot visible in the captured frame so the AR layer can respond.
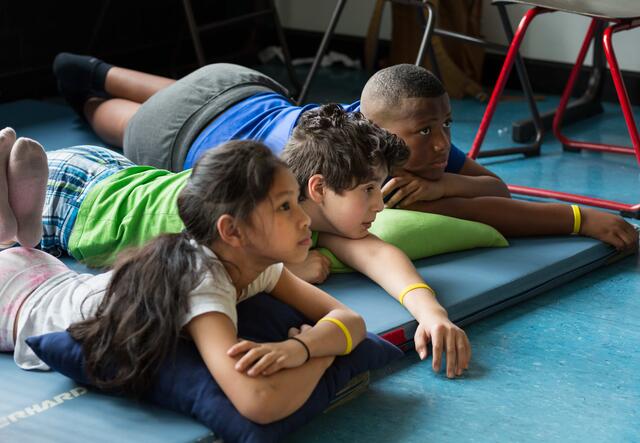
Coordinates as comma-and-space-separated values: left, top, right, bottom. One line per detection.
0, 127, 17, 243
8, 137, 48, 247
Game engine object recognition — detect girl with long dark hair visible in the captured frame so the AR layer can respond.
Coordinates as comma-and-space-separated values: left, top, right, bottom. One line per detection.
0, 135, 366, 424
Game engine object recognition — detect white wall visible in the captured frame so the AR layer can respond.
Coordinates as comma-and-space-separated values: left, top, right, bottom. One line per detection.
275, 0, 640, 73
480, 3, 640, 72
275, 0, 393, 41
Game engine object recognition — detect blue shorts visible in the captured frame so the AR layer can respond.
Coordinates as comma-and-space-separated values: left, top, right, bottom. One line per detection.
41, 147, 134, 255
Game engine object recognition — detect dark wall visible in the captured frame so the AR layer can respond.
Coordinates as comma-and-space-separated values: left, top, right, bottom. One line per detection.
0, 0, 276, 102
3, 2, 638, 106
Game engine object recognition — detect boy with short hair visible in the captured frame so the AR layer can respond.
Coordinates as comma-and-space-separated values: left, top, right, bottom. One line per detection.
0, 105, 471, 378
360, 64, 638, 250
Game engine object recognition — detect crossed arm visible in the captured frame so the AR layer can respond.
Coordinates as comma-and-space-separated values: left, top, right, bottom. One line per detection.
186, 268, 366, 424
384, 161, 638, 250
384, 170, 510, 205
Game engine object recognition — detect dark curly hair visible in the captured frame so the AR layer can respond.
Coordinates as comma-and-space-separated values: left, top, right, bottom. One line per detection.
282, 104, 409, 198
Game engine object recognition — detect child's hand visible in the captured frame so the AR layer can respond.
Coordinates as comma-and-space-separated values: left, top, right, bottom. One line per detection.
414, 315, 471, 379
285, 250, 331, 284
383, 171, 445, 208
227, 339, 309, 376
288, 324, 313, 338
580, 208, 639, 251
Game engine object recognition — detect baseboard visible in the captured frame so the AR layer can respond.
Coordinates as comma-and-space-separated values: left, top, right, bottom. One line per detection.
482, 52, 640, 106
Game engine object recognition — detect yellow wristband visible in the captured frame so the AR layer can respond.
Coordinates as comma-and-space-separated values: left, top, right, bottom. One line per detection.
318, 317, 353, 355
398, 283, 435, 306
571, 205, 581, 234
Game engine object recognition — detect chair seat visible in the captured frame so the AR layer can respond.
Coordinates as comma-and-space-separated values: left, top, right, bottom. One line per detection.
492, 0, 640, 20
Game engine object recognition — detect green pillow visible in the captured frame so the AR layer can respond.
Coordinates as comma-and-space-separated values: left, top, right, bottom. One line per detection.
317, 209, 509, 273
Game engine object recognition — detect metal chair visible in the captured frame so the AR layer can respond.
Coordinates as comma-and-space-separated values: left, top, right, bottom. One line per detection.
469, 0, 640, 217
181, 0, 300, 97
297, 0, 544, 158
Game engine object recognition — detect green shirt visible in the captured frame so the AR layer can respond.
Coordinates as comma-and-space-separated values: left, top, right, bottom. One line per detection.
68, 166, 191, 267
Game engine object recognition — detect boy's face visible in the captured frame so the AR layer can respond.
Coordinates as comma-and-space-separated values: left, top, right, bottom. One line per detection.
321, 171, 387, 239
376, 94, 452, 181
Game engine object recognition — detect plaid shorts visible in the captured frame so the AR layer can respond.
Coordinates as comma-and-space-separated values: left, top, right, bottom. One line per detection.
41, 146, 134, 255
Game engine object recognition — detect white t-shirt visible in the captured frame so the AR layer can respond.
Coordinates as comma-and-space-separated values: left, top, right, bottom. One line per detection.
12, 243, 283, 370
183, 242, 284, 330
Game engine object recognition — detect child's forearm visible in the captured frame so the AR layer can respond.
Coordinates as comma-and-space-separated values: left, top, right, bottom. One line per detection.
297, 308, 366, 358
441, 173, 511, 199
350, 242, 449, 320
320, 234, 451, 322
407, 196, 576, 237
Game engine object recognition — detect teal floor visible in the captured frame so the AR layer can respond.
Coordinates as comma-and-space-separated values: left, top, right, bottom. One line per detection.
265, 66, 640, 442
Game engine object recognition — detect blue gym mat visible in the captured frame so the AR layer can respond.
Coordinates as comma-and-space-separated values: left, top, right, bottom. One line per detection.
321, 235, 627, 348
56, 235, 625, 346
0, 99, 633, 442
0, 353, 216, 442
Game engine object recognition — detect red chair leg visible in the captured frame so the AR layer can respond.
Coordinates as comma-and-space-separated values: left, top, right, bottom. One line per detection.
508, 185, 640, 215
604, 21, 640, 164
552, 19, 598, 146
468, 7, 551, 159
553, 20, 640, 159
471, 10, 640, 217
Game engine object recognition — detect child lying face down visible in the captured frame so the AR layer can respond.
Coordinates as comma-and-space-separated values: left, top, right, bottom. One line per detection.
0, 137, 367, 424
360, 64, 638, 250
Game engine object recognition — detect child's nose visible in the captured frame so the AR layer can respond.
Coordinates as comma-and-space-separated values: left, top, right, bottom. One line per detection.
432, 128, 451, 152
372, 190, 384, 212
297, 205, 311, 228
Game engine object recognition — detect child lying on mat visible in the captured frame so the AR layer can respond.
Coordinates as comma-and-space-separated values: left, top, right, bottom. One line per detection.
0, 136, 367, 424
52, 53, 637, 252
0, 108, 471, 378
361, 64, 639, 250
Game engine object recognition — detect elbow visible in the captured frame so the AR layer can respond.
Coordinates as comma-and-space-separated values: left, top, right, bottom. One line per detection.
239, 406, 278, 426
236, 384, 288, 425
325, 308, 367, 354
347, 311, 367, 350
494, 177, 511, 198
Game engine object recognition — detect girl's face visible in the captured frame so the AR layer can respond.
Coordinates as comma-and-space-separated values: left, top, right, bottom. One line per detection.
380, 94, 452, 181
320, 171, 387, 239
244, 167, 312, 264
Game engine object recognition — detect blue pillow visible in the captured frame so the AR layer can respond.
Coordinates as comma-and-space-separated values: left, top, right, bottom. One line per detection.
26, 294, 403, 443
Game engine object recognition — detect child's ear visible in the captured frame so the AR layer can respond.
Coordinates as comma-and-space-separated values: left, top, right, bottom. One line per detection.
306, 174, 325, 203
216, 214, 244, 247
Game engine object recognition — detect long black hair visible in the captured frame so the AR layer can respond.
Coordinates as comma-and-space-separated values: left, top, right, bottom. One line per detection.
68, 140, 286, 396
